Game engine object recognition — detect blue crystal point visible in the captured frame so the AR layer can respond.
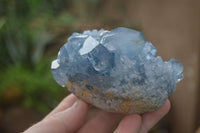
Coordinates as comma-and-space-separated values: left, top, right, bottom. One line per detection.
51, 27, 183, 114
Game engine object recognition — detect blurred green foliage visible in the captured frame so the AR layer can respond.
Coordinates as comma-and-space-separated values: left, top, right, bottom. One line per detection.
0, 58, 69, 113
0, 0, 76, 67
0, 0, 77, 113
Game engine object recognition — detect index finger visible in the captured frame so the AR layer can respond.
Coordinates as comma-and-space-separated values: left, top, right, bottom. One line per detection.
45, 94, 77, 119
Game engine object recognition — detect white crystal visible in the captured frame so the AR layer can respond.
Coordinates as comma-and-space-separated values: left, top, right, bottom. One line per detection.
79, 36, 99, 55
51, 59, 60, 69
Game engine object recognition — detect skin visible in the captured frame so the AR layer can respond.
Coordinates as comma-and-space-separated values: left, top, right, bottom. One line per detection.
24, 94, 170, 133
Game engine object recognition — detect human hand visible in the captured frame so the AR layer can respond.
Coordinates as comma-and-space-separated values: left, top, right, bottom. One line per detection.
24, 94, 170, 133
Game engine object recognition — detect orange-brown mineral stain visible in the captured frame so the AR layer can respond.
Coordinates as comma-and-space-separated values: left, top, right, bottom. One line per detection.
66, 80, 155, 114
66, 81, 72, 88
105, 91, 117, 98
67, 80, 93, 103
79, 89, 93, 103
119, 99, 155, 114
83, 80, 87, 85
118, 97, 134, 113
105, 91, 134, 113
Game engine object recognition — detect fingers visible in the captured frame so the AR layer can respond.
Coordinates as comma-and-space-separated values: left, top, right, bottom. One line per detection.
45, 94, 77, 119
114, 114, 142, 133
78, 110, 123, 133
24, 93, 170, 133
139, 100, 171, 133
113, 100, 170, 133
47, 99, 89, 132
25, 99, 89, 133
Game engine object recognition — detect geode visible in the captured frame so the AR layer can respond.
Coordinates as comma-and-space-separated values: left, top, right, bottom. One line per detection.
51, 27, 183, 114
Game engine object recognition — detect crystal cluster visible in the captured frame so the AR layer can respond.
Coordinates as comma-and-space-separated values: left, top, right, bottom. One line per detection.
51, 27, 183, 114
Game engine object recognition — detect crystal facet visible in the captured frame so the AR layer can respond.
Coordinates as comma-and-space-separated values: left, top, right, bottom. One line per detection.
51, 27, 183, 114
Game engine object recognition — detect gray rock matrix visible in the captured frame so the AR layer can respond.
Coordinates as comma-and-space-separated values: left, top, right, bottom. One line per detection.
51, 27, 183, 114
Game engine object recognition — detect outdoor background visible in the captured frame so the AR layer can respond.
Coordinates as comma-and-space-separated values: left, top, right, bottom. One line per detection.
0, 0, 200, 133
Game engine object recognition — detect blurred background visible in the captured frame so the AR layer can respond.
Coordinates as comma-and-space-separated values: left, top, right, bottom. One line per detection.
0, 0, 199, 133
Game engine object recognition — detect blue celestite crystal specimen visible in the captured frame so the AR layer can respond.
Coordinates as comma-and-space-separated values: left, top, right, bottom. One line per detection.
51, 27, 183, 114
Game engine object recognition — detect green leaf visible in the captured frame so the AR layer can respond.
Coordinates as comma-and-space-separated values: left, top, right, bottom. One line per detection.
0, 18, 6, 30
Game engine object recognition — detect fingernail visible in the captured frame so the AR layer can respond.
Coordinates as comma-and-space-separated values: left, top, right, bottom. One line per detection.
72, 99, 82, 108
